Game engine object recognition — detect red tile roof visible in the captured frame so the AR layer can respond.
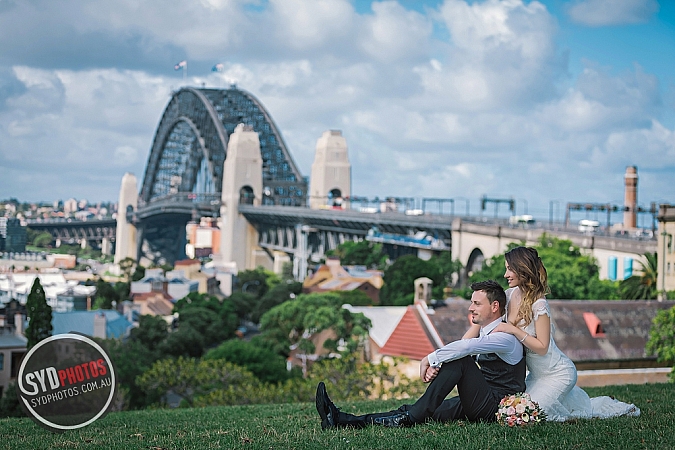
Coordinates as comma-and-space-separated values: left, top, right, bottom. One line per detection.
380, 305, 436, 360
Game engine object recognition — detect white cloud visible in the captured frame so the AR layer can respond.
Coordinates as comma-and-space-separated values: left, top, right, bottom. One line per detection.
113, 145, 140, 166
359, 1, 432, 62
415, 0, 562, 111
567, 0, 659, 27
0, 0, 672, 215
0, 67, 171, 199
266, 0, 356, 51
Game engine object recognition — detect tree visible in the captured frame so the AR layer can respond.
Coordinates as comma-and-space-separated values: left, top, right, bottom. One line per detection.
326, 240, 388, 269
236, 267, 274, 298
465, 235, 620, 300
137, 356, 261, 407
258, 292, 371, 358
251, 280, 303, 323
168, 292, 238, 357
619, 252, 658, 299
104, 338, 163, 410
204, 339, 290, 383
228, 291, 257, 322
160, 325, 206, 358
0, 382, 24, 418
333, 289, 373, 306
131, 264, 146, 281
306, 353, 426, 402
536, 234, 619, 299
25, 278, 52, 349
91, 278, 119, 310
646, 306, 675, 382
229, 278, 302, 324
114, 281, 131, 302
431, 252, 464, 293
379, 255, 443, 305
32, 232, 53, 248
118, 257, 136, 282
129, 315, 169, 351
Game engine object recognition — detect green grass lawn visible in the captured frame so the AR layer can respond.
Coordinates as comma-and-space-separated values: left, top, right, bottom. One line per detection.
1, 383, 673, 450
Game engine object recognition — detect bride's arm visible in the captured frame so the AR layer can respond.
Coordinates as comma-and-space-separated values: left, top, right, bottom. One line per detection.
493, 316, 550, 356
462, 323, 480, 339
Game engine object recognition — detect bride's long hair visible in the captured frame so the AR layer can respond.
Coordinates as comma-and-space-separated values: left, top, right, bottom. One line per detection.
505, 246, 550, 327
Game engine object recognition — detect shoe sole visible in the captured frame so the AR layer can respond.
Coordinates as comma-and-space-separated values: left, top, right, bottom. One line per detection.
316, 382, 330, 430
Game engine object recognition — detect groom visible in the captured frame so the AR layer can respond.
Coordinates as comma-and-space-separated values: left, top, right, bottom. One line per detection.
316, 280, 526, 429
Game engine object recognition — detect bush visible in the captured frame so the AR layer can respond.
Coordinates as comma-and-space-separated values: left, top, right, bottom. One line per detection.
0, 382, 24, 418
203, 339, 290, 384
646, 306, 675, 382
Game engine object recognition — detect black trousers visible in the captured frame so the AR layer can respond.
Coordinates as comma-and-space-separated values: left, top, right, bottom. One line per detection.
338, 356, 501, 427
405, 355, 500, 423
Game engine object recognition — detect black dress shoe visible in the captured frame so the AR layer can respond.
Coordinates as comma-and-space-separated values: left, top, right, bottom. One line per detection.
315, 381, 340, 430
371, 411, 412, 428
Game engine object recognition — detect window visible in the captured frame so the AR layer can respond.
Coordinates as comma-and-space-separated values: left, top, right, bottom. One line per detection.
0, 352, 4, 371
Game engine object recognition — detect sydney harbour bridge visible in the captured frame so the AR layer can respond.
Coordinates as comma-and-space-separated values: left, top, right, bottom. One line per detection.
131, 86, 308, 265
27, 85, 657, 282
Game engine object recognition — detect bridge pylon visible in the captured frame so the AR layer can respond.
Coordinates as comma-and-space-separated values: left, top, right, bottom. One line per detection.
309, 130, 351, 210
114, 172, 138, 264
215, 124, 267, 292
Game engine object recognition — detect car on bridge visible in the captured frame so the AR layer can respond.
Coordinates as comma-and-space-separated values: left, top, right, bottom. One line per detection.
578, 219, 600, 234
509, 215, 535, 226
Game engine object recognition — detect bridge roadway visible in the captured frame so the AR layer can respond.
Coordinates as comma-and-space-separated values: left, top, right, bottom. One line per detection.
26, 218, 117, 245
26, 203, 657, 277
239, 205, 656, 259
239, 206, 657, 280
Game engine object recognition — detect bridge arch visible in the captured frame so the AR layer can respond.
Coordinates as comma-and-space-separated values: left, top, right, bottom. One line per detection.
140, 86, 307, 206
134, 86, 308, 265
466, 247, 485, 277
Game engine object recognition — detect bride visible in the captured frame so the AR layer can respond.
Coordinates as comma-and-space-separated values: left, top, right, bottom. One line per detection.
465, 246, 639, 421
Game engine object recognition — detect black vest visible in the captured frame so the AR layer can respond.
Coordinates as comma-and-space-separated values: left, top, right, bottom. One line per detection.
478, 351, 526, 400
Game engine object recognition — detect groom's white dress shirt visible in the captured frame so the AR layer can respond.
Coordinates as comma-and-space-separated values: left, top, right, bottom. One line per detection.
426, 317, 524, 368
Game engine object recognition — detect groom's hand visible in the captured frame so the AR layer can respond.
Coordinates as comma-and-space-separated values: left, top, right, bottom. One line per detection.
420, 356, 430, 380
420, 357, 440, 383
425, 366, 440, 383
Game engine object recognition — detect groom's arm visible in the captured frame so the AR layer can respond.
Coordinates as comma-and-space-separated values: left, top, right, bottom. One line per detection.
427, 332, 523, 368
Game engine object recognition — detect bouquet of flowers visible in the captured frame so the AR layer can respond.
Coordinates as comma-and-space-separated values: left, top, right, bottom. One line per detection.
496, 392, 547, 427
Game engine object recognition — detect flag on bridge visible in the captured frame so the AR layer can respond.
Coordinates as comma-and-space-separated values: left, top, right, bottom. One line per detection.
174, 60, 187, 70
212, 63, 224, 72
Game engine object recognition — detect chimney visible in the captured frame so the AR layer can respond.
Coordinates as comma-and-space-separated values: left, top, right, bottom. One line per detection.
14, 312, 24, 336
623, 166, 638, 229
93, 312, 107, 339
414, 277, 433, 308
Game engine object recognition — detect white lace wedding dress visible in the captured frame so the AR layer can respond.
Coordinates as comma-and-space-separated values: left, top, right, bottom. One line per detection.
506, 288, 640, 422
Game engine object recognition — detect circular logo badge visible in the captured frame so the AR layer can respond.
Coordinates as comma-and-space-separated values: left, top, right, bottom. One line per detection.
16, 333, 116, 432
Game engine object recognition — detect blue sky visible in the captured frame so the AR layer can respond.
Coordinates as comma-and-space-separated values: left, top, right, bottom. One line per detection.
0, 0, 673, 222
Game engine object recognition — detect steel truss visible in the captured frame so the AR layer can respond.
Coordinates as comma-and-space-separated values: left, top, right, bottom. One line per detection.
140, 86, 306, 207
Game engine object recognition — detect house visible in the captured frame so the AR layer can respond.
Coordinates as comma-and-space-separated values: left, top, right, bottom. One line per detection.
52, 310, 133, 340
0, 271, 96, 312
290, 268, 675, 387
131, 268, 199, 302
344, 304, 406, 363
129, 268, 198, 323
0, 303, 27, 399
388, 296, 675, 385
173, 259, 220, 296
303, 258, 383, 304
